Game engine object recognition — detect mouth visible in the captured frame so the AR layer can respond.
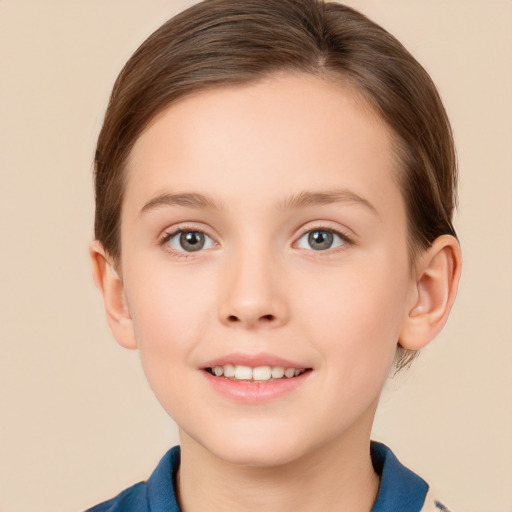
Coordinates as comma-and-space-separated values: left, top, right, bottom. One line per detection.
201, 354, 313, 402
204, 364, 312, 383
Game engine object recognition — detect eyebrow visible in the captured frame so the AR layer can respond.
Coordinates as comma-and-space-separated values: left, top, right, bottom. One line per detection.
140, 188, 378, 217
140, 192, 222, 215
278, 189, 379, 216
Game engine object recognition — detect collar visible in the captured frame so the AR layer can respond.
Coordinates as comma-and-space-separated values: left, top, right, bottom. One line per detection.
370, 441, 429, 512
146, 446, 180, 512
145, 442, 428, 512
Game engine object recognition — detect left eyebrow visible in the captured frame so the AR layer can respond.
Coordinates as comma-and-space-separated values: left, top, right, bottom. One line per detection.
277, 189, 379, 217
140, 192, 222, 215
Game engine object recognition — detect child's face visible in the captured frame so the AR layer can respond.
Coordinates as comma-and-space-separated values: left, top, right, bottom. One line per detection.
117, 74, 417, 465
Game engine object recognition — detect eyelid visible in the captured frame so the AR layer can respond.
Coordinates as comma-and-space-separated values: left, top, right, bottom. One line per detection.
157, 221, 354, 256
293, 222, 355, 250
159, 223, 219, 253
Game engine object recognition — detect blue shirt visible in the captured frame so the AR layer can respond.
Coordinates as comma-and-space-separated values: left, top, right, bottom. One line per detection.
86, 442, 447, 512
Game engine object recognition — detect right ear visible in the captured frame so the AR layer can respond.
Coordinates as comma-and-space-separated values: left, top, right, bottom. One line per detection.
89, 240, 137, 349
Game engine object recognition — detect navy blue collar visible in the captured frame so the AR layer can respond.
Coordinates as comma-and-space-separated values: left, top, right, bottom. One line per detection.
145, 446, 180, 512
370, 441, 428, 512
146, 442, 428, 512
88, 441, 428, 511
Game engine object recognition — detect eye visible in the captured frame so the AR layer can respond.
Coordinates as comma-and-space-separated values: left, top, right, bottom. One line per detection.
165, 230, 216, 253
296, 229, 347, 251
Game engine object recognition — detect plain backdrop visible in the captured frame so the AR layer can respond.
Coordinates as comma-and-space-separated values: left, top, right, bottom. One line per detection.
1, 1, 511, 511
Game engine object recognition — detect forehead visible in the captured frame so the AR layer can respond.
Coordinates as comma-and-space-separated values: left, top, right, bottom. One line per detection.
124, 73, 401, 218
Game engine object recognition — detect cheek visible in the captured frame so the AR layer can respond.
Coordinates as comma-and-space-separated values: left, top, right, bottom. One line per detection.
301, 279, 406, 422
125, 265, 216, 368
297, 256, 410, 373
124, 269, 216, 415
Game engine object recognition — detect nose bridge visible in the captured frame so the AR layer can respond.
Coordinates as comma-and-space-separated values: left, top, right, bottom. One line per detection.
219, 238, 288, 328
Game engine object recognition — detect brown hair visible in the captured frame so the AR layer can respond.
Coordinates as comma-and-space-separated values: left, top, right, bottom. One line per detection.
94, 0, 457, 369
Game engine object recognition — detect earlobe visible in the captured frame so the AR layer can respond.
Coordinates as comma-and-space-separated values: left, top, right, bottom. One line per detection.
399, 235, 462, 350
89, 240, 138, 350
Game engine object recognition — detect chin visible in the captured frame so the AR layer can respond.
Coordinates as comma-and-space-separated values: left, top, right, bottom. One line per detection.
185, 421, 311, 468
213, 440, 304, 468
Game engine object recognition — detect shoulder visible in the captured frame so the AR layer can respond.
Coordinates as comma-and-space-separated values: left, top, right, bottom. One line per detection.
84, 446, 181, 512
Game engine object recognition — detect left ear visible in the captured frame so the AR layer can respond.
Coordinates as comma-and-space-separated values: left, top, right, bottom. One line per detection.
399, 234, 462, 350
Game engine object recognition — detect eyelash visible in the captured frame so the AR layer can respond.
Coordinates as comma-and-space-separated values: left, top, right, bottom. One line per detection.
294, 225, 354, 253
159, 225, 215, 259
158, 224, 354, 258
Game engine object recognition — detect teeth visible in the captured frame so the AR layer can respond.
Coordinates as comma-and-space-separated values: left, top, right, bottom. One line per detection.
271, 366, 285, 379
223, 364, 235, 377
209, 364, 306, 381
234, 365, 253, 380
252, 366, 271, 381
284, 368, 295, 378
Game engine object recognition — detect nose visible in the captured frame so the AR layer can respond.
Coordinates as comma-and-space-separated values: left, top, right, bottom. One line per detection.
218, 249, 290, 330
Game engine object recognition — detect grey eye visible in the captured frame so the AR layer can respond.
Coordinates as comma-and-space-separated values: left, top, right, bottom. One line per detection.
168, 231, 215, 252
296, 229, 346, 251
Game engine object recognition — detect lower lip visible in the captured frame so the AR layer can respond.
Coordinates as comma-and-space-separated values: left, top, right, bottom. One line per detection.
202, 370, 312, 404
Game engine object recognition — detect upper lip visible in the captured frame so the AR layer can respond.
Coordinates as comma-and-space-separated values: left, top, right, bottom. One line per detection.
202, 353, 310, 369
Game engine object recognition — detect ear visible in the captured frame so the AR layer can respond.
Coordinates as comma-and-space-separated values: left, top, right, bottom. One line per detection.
89, 240, 137, 349
399, 235, 462, 350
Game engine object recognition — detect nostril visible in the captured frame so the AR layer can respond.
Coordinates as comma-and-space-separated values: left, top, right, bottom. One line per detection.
226, 313, 275, 323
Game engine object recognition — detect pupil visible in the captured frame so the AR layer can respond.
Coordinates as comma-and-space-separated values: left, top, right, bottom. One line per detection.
308, 230, 333, 250
181, 232, 205, 252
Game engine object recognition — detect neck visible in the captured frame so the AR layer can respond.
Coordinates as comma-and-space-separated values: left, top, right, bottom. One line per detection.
177, 428, 379, 512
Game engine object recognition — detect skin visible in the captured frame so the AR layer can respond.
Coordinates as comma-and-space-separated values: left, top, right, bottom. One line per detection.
91, 73, 461, 512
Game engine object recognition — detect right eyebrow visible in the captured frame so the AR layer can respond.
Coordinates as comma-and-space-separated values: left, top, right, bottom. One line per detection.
140, 192, 222, 216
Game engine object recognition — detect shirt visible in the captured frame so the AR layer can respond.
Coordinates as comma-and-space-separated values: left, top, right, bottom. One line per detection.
85, 441, 451, 512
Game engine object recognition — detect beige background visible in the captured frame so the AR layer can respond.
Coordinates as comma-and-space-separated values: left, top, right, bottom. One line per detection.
1, 1, 511, 511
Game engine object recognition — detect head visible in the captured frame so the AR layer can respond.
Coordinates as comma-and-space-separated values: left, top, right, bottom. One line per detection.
94, 0, 458, 371
91, 0, 461, 465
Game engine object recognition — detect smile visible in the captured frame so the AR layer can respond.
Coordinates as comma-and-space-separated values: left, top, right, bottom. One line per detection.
206, 364, 309, 382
